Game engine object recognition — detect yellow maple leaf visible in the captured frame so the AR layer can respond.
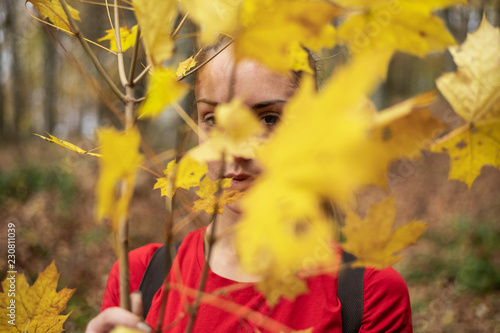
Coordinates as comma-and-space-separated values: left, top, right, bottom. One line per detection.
96, 128, 144, 232
138, 67, 188, 119
132, 0, 176, 66
342, 197, 426, 268
176, 55, 198, 78
179, 0, 242, 45
188, 98, 264, 163
361, 90, 445, 187
334, 0, 466, 77
0, 261, 74, 333
234, 0, 341, 74
34, 133, 102, 157
98, 25, 139, 52
192, 176, 242, 214
256, 53, 385, 203
153, 156, 208, 198
236, 180, 337, 305
430, 16, 500, 188
29, 0, 80, 31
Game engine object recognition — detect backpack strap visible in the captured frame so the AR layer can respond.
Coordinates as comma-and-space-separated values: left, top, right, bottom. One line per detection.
138, 242, 182, 318
338, 251, 365, 333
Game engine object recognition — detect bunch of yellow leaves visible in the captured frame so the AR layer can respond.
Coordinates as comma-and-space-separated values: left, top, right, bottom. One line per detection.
0, 262, 74, 333
334, 0, 466, 76
181, 0, 342, 74
154, 157, 207, 199
430, 17, 500, 188
192, 176, 242, 214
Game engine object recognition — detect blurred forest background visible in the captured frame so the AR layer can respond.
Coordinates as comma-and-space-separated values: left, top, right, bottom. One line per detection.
1, 0, 500, 332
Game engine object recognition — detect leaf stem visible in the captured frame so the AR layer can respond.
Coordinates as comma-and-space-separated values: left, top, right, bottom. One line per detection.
59, 0, 126, 102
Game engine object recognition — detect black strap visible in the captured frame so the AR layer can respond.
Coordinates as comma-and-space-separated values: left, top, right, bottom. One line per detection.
338, 251, 365, 333
138, 242, 181, 318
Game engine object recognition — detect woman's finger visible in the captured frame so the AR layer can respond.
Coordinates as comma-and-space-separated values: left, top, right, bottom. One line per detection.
85, 307, 142, 333
130, 291, 144, 318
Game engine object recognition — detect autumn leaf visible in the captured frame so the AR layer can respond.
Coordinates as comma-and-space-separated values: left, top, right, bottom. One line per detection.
334, 0, 466, 77
361, 90, 445, 187
0, 261, 74, 333
132, 0, 176, 66
34, 133, 102, 157
234, 0, 341, 74
179, 0, 242, 44
430, 16, 500, 188
236, 180, 336, 305
256, 53, 385, 203
188, 98, 264, 163
29, 0, 80, 31
98, 25, 139, 52
342, 197, 426, 268
138, 67, 188, 119
176, 55, 198, 78
192, 176, 242, 214
96, 128, 143, 233
153, 156, 207, 198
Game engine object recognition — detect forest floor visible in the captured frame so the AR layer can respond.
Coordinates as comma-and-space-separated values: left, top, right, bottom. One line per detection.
1, 140, 499, 332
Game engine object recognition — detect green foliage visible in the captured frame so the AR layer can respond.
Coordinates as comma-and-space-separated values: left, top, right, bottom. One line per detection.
405, 218, 500, 293
0, 164, 77, 208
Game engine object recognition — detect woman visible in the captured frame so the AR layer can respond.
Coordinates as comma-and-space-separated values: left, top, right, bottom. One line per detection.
87, 43, 413, 333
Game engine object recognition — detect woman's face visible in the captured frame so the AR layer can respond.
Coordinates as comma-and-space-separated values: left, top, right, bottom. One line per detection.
195, 48, 297, 210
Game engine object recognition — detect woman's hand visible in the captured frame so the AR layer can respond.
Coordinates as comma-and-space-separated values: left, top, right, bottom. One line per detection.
86, 292, 151, 333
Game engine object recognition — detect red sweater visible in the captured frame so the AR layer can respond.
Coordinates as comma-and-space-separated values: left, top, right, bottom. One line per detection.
102, 228, 412, 332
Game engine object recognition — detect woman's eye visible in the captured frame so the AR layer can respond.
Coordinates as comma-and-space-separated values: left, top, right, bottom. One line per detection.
203, 114, 216, 127
261, 114, 280, 126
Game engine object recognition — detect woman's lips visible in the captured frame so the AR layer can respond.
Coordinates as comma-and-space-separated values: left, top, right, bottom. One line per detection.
225, 173, 253, 190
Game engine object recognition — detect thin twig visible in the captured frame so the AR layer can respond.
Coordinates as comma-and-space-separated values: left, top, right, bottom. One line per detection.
171, 12, 189, 40
172, 102, 207, 141
133, 64, 151, 86
128, 26, 142, 85
185, 154, 226, 333
176, 39, 234, 81
114, 0, 128, 86
59, 0, 126, 101
73, 0, 133, 10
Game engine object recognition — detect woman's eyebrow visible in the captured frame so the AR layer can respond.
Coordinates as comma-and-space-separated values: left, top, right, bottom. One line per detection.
196, 99, 287, 108
252, 100, 287, 109
196, 98, 218, 106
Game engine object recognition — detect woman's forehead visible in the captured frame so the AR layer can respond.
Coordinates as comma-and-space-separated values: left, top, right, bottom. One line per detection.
195, 51, 296, 105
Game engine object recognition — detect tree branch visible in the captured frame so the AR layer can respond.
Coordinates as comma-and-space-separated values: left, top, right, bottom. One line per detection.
59, 0, 126, 102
